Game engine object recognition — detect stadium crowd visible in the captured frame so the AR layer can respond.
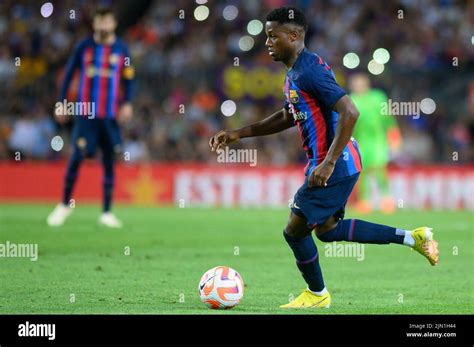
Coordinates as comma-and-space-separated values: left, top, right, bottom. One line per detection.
0, 0, 472, 164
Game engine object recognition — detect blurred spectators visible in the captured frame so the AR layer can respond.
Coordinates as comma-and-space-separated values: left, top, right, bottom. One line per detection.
0, 0, 472, 164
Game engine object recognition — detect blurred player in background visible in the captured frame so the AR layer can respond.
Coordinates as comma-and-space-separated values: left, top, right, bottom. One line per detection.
47, 7, 134, 228
210, 7, 439, 309
349, 72, 402, 214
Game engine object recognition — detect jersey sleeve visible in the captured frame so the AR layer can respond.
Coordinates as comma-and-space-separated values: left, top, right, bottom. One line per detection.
58, 41, 84, 100
120, 43, 134, 102
282, 77, 290, 111
301, 63, 346, 110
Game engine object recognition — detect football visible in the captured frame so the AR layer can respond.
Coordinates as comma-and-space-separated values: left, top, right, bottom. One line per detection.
198, 266, 244, 309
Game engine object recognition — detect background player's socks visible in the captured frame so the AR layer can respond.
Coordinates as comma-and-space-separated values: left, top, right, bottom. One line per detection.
62, 177, 76, 206
103, 181, 113, 212
317, 219, 406, 245
283, 231, 325, 292
102, 154, 115, 212
62, 150, 83, 205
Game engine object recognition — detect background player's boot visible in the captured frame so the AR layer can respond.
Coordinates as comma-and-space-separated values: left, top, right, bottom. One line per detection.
47, 203, 73, 227
410, 227, 439, 266
99, 212, 123, 228
380, 196, 396, 214
280, 289, 331, 309
355, 200, 373, 214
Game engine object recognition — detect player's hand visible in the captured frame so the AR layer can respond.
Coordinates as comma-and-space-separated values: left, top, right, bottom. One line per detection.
308, 159, 335, 188
118, 103, 133, 124
209, 130, 240, 152
53, 102, 69, 125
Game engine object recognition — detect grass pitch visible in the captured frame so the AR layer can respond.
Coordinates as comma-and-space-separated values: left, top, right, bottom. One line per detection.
0, 204, 472, 314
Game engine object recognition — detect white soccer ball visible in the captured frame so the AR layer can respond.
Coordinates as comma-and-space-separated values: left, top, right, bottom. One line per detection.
198, 266, 244, 309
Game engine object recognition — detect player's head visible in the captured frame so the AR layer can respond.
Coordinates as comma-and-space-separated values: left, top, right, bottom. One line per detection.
348, 72, 371, 94
265, 7, 308, 62
93, 7, 117, 40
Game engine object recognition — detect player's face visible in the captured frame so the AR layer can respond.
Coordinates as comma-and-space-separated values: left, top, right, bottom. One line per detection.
93, 14, 117, 39
265, 22, 293, 62
349, 74, 370, 94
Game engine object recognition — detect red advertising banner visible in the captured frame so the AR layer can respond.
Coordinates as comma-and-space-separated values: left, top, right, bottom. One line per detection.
0, 162, 473, 210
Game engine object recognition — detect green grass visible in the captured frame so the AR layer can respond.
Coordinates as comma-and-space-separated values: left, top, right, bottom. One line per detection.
0, 204, 472, 314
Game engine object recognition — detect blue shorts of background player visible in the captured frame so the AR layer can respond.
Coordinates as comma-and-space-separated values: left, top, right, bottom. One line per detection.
72, 117, 122, 157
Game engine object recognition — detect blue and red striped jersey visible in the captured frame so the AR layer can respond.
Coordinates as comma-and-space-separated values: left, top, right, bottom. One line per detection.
59, 37, 134, 119
283, 48, 362, 181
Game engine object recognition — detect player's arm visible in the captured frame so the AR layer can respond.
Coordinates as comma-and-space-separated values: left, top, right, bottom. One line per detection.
209, 108, 294, 152
327, 95, 360, 163
55, 43, 82, 122
118, 44, 135, 123
308, 95, 359, 187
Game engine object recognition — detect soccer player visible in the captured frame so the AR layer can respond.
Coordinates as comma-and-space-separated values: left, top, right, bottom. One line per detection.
47, 8, 134, 228
209, 7, 439, 308
349, 72, 402, 214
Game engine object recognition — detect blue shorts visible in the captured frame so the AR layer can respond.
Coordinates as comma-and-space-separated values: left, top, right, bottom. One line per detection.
290, 173, 360, 228
71, 117, 122, 157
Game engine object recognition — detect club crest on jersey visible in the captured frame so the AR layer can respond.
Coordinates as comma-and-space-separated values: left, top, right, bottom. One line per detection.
77, 137, 87, 149
289, 89, 299, 104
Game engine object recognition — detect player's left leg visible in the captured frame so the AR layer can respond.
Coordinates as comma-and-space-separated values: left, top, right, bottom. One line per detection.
315, 218, 439, 266
47, 149, 84, 226
101, 148, 115, 211
280, 212, 331, 308
307, 172, 438, 266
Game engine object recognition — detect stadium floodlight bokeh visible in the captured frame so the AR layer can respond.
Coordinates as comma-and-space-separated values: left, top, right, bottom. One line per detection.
0, 0, 470, 167
373, 48, 390, 65
194, 5, 210, 21
247, 19, 264, 36
367, 59, 385, 75
223, 5, 239, 21
0, 0, 472, 325
343, 52, 360, 69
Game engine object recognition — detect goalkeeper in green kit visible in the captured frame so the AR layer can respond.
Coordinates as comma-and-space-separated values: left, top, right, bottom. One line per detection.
349, 72, 401, 213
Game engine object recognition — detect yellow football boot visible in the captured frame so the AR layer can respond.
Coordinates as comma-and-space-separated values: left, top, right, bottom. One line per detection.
410, 227, 439, 266
280, 289, 331, 309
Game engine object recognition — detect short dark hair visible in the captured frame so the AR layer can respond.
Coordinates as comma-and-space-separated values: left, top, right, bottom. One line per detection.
93, 7, 115, 18
266, 7, 308, 32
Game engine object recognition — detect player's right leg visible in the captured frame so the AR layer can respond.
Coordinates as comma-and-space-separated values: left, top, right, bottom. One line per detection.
47, 148, 84, 226
47, 117, 97, 227
280, 211, 331, 309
